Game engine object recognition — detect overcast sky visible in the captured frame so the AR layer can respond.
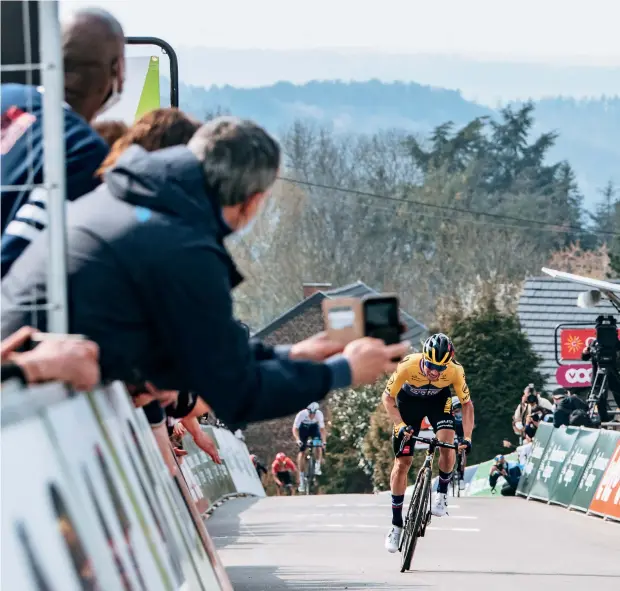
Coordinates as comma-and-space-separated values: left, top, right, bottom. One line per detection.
61, 0, 620, 64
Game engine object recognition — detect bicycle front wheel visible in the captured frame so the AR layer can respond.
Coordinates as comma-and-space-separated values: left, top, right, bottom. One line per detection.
400, 468, 431, 573
306, 455, 315, 495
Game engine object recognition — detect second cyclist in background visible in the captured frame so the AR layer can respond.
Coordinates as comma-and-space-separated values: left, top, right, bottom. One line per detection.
451, 397, 466, 491
271, 452, 297, 495
293, 402, 326, 492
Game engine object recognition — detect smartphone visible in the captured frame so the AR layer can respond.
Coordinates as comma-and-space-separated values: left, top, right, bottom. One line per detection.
362, 295, 401, 345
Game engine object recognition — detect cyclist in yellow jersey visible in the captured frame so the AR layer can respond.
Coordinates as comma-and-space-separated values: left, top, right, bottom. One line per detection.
383, 333, 475, 553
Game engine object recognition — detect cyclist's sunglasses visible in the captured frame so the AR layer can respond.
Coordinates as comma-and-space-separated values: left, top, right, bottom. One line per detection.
424, 360, 448, 373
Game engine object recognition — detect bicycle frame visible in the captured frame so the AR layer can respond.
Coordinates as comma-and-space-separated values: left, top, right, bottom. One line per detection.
398, 433, 457, 572
303, 438, 323, 495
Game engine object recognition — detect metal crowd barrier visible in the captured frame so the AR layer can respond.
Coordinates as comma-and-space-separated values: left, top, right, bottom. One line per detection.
1, 380, 265, 590
516, 422, 620, 522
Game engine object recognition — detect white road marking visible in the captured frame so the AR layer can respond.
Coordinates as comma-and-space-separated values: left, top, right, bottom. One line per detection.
305, 524, 480, 532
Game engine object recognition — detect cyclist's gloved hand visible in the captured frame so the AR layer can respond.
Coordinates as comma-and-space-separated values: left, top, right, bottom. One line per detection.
296, 439, 304, 450
394, 422, 412, 439
459, 438, 472, 455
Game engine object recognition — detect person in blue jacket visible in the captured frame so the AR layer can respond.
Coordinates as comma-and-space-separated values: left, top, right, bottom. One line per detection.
1, 8, 125, 277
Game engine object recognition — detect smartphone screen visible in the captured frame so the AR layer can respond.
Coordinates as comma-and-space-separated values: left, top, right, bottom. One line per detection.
364, 299, 400, 344
327, 306, 356, 331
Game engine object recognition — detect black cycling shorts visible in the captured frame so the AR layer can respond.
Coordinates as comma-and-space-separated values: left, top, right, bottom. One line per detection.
275, 471, 292, 486
299, 423, 321, 450
392, 388, 455, 456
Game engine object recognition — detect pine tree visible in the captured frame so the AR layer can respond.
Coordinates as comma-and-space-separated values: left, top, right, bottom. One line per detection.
445, 290, 545, 463
608, 198, 620, 278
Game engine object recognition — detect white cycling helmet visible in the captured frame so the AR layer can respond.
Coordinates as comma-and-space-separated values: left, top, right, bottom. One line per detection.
307, 402, 319, 413
451, 396, 462, 412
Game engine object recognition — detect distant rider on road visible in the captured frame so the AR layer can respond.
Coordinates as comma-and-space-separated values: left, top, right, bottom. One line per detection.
293, 402, 326, 492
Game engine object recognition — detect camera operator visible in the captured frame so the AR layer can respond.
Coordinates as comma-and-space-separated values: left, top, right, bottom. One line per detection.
489, 454, 522, 496
512, 384, 553, 441
553, 392, 590, 428
581, 316, 620, 421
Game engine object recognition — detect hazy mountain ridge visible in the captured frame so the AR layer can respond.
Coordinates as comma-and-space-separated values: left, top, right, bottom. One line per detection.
170, 78, 620, 209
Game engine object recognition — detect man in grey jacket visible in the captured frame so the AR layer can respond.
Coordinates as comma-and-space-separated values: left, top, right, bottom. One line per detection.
2, 117, 408, 426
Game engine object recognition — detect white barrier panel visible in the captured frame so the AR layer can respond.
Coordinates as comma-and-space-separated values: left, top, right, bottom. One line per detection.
211, 428, 266, 499
1, 381, 238, 591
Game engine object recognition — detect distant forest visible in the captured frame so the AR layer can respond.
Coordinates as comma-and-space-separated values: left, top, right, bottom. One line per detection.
164, 79, 620, 210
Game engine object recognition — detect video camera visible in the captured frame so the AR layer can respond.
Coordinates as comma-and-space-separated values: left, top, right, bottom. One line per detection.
589, 315, 619, 370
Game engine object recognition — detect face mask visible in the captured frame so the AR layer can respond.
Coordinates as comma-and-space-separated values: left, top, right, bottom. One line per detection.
96, 77, 121, 117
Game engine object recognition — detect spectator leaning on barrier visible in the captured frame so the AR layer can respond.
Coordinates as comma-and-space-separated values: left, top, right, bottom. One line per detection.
1, 116, 408, 428
1, 326, 99, 391
1, 8, 125, 278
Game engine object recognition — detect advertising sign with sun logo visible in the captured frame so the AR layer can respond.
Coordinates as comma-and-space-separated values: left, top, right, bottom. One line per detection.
560, 328, 620, 360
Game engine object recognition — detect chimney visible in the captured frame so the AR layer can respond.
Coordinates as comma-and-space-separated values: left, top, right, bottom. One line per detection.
303, 282, 332, 300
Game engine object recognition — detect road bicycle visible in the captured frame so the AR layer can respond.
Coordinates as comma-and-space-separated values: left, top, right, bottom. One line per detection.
303, 437, 323, 495
398, 434, 457, 572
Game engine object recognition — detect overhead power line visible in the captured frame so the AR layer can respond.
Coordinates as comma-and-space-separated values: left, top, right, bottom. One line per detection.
278, 176, 620, 238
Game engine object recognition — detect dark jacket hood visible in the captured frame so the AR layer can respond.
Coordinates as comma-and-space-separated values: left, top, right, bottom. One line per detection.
104, 144, 233, 240
103, 144, 242, 288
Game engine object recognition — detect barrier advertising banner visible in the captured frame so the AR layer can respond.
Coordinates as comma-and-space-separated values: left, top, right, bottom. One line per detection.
1, 381, 261, 591
550, 428, 601, 507
588, 439, 620, 521
529, 427, 580, 502
516, 423, 553, 497
211, 427, 266, 498
570, 429, 620, 512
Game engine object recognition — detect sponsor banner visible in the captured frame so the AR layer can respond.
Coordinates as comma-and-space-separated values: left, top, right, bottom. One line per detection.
2, 414, 124, 590
467, 453, 519, 497
516, 423, 554, 497
211, 428, 266, 498
570, 429, 620, 512
560, 328, 620, 361
589, 439, 620, 521
1, 382, 229, 591
556, 364, 593, 388
529, 427, 580, 501
550, 428, 601, 507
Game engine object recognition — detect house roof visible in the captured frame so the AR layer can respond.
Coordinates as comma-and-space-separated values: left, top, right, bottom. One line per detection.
252, 280, 428, 346
518, 276, 619, 391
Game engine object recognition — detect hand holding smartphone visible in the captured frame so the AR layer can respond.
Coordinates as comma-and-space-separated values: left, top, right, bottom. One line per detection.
323, 293, 405, 361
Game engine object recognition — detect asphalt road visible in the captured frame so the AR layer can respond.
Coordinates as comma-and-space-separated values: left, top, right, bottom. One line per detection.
207, 493, 620, 591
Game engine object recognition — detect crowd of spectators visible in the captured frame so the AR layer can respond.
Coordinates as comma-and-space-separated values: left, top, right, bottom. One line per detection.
1, 7, 409, 481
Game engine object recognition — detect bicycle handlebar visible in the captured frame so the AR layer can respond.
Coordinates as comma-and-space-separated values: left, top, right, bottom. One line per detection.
398, 432, 458, 454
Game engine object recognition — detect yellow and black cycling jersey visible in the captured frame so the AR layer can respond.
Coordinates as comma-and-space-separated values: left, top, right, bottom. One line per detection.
384, 353, 471, 404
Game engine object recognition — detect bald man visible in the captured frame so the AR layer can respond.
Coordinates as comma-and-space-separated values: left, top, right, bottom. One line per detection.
1, 8, 125, 278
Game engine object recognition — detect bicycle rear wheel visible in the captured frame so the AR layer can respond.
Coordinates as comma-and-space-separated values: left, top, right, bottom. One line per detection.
400, 468, 431, 572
